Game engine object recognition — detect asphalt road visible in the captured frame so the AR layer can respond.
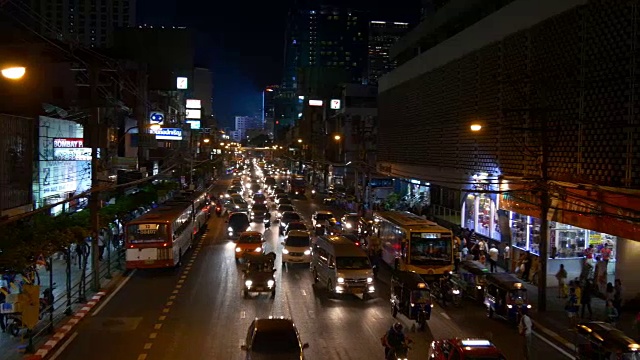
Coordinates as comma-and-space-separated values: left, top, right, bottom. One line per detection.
52, 178, 571, 360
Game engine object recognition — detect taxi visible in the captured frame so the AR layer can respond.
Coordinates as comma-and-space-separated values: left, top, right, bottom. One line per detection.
234, 231, 265, 261
428, 338, 505, 360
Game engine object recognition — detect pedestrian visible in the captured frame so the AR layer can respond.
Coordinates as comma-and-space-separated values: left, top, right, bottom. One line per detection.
0, 287, 7, 333
614, 279, 623, 316
503, 243, 511, 272
605, 300, 619, 326
565, 287, 579, 329
555, 264, 568, 298
98, 231, 106, 261
75, 241, 84, 270
488, 244, 499, 273
519, 307, 533, 360
521, 251, 532, 282
581, 279, 593, 319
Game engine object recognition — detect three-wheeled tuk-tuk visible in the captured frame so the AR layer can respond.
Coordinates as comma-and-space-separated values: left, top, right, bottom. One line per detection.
390, 270, 433, 331
484, 272, 530, 324
458, 260, 490, 303
242, 252, 277, 299
575, 321, 640, 360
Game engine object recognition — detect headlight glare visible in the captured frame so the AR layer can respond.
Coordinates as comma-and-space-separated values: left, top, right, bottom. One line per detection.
255, 247, 262, 252
267, 280, 274, 287
303, 249, 311, 255
337, 277, 344, 283
228, 226, 233, 232
282, 249, 289, 254
367, 277, 373, 283
245, 280, 252, 287
235, 247, 241, 252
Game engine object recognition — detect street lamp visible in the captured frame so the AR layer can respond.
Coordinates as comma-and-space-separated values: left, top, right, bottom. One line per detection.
297, 138, 303, 143
1, 66, 26, 80
470, 124, 482, 132
203, 138, 210, 143
334, 134, 341, 141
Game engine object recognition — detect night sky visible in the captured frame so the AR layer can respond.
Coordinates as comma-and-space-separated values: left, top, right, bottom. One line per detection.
137, 0, 420, 127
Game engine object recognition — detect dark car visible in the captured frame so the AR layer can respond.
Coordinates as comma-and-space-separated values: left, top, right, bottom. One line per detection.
341, 233, 364, 247
284, 221, 308, 235
277, 198, 293, 206
340, 213, 361, 233
241, 318, 309, 359
250, 203, 269, 222
252, 193, 267, 205
242, 253, 276, 299
279, 212, 302, 235
264, 177, 276, 188
227, 212, 250, 239
276, 204, 295, 219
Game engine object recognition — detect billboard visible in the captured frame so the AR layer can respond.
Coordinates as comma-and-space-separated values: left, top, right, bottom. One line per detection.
186, 99, 201, 109
186, 109, 201, 119
149, 111, 165, 125
52, 138, 99, 161
308, 99, 323, 107
176, 77, 188, 90
152, 128, 183, 140
330, 99, 341, 110
186, 120, 201, 129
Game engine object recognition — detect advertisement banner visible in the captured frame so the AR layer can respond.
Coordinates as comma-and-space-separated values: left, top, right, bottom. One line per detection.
152, 128, 182, 140
53, 138, 84, 148
185, 109, 201, 119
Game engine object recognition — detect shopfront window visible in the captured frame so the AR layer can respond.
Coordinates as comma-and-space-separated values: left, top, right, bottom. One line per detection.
464, 194, 475, 230
553, 223, 585, 258
477, 194, 491, 237
511, 213, 527, 250
528, 217, 541, 255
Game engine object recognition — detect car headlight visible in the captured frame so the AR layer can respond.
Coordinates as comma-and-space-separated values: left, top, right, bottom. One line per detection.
507, 304, 513, 308
452, 289, 460, 295
267, 280, 274, 287
228, 226, 233, 232
245, 184, 251, 189
303, 249, 311, 255
345, 223, 352, 229
527, 304, 532, 309
367, 277, 373, 283
245, 280, 252, 287
235, 205, 239, 209
282, 249, 289, 254
255, 247, 262, 252
337, 277, 344, 284
228, 232, 233, 236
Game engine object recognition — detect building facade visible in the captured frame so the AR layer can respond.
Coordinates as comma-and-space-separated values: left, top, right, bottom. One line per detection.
378, 0, 640, 298
29, 0, 136, 48
367, 20, 409, 85
0, 114, 34, 217
234, 116, 263, 142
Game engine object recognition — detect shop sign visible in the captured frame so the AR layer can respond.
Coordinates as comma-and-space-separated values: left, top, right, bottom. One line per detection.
53, 148, 92, 161
53, 138, 84, 148
151, 128, 183, 141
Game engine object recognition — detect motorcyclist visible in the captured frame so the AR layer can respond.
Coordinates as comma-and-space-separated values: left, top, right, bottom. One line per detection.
439, 272, 452, 306
383, 322, 411, 360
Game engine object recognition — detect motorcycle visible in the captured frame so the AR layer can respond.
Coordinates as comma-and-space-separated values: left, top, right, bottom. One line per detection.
387, 343, 411, 360
215, 204, 222, 217
311, 189, 316, 199
432, 279, 462, 307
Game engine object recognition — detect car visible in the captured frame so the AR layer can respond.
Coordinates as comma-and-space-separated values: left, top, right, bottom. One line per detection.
280, 211, 302, 235
248, 183, 262, 195
241, 317, 309, 359
284, 221, 308, 235
427, 338, 506, 360
282, 230, 312, 264
234, 231, 265, 261
312, 210, 336, 227
276, 197, 293, 206
227, 212, 251, 239
252, 193, 267, 204
230, 185, 244, 195
232, 198, 249, 212
264, 177, 276, 188
341, 233, 364, 247
250, 203, 269, 222
276, 204, 295, 219
340, 213, 361, 233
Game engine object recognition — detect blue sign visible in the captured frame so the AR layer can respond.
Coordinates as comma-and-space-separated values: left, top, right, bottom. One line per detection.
369, 178, 393, 188
149, 112, 165, 125
153, 128, 182, 141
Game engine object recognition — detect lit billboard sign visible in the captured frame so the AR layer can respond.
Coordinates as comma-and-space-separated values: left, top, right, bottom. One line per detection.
53, 138, 84, 148
149, 111, 165, 125
176, 77, 188, 90
186, 99, 201, 109
308, 99, 323, 107
187, 120, 201, 129
330, 99, 341, 109
152, 128, 183, 140
52, 138, 98, 160
186, 109, 201, 119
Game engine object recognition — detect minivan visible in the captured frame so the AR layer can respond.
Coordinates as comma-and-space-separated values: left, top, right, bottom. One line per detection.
311, 235, 375, 299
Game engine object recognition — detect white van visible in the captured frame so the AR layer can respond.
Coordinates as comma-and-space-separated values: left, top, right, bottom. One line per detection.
311, 235, 375, 299
282, 230, 312, 264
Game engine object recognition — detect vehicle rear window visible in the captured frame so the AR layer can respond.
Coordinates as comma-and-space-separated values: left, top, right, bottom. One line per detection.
127, 224, 168, 243
252, 328, 299, 352
336, 256, 371, 269
239, 234, 262, 243
229, 214, 249, 224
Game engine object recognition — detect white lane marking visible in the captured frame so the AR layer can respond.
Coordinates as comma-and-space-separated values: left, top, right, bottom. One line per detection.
440, 312, 451, 320
240, 311, 246, 319
534, 332, 574, 359
301, 289, 307, 296
294, 273, 300, 280
48, 332, 79, 360
92, 269, 137, 316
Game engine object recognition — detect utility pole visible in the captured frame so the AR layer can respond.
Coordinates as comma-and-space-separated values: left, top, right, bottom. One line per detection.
537, 110, 550, 311
89, 64, 101, 292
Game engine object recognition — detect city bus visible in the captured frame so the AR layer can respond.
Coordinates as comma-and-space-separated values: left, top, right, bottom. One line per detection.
165, 190, 211, 236
125, 203, 194, 269
288, 175, 306, 195
372, 211, 454, 280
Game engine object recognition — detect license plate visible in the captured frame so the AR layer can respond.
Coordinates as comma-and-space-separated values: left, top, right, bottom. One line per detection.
145, 260, 155, 264
254, 287, 264, 291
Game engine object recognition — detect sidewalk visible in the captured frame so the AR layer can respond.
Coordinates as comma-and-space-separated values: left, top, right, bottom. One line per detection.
0, 245, 124, 360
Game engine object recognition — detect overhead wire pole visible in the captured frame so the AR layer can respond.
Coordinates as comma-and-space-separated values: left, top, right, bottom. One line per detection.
89, 63, 102, 292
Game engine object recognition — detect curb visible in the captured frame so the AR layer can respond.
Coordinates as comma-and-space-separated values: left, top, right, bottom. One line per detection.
24, 291, 106, 360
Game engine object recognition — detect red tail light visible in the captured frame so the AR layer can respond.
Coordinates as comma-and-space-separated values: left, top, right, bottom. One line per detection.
162, 242, 169, 247
355, 242, 360, 246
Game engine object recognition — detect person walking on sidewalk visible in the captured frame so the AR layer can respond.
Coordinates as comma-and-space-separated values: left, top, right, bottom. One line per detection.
488, 245, 499, 273
581, 279, 593, 319
555, 264, 568, 298
613, 279, 623, 316
605, 300, 619, 327
518, 307, 533, 360
565, 287, 579, 329
503, 243, 511, 272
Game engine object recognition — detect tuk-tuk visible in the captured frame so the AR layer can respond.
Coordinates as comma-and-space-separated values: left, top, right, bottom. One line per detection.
457, 260, 490, 303
575, 321, 640, 360
484, 273, 530, 323
390, 270, 433, 330
242, 252, 277, 299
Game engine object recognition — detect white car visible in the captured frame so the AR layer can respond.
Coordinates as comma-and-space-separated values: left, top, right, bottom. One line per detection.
282, 230, 312, 264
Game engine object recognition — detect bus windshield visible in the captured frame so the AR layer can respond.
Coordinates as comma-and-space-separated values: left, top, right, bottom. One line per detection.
127, 223, 169, 243
409, 234, 452, 265
336, 256, 371, 270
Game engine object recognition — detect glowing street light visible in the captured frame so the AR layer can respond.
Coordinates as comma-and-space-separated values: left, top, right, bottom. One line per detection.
334, 134, 341, 141
220, 142, 225, 146
470, 124, 482, 132
297, 139, 303, 143
1, 66, 26, 80
149, 124, 161, 131
203, 138, 210, 143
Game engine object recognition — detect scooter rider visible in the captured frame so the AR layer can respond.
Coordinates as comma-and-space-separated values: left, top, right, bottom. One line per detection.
382, 322, 411, 360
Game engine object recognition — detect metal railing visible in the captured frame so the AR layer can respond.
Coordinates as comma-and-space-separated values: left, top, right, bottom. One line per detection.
430, 204, 462, 225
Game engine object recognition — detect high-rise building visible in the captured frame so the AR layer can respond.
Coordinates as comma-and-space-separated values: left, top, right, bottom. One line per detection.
234, 116, 263, 142
263, 85, 278, 139
420, 0, 451, 19
28, 0, 136, 48
367, 20, 409, 85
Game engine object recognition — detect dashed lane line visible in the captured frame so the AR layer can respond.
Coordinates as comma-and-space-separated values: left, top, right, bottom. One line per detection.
144, 343, 153, 350
137, 354, 147, 360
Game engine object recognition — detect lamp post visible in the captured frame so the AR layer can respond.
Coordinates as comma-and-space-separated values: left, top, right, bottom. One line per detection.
470, 120, 550, 311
